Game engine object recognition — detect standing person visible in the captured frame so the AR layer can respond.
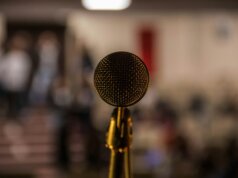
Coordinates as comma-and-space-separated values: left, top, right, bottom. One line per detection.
0, 46, 7, 112
30, 31, 59, 105
50, 75, 73, 173
1, 33, 31, 120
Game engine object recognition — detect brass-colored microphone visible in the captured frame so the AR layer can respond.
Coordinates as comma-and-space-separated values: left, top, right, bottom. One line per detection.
94, 51, 149, 178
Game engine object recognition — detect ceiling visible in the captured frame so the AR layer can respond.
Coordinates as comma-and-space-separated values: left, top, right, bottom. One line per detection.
1, 0, 238, 23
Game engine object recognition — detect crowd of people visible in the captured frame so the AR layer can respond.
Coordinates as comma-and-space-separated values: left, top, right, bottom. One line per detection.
0, 31, 237, 178
0, 31, 61, 119
131, 91, 238, 178
0, 31, 101, 176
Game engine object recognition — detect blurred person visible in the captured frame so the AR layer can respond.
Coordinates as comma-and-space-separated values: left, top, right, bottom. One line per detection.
30, 31, 59, 105
177, 93, 210, 156
154, 99, 178, 152
216, 91, 238, 117
133, 109, 162, 177
155, 99, 179, 178
0, 47, 7, 113
79, 47, 104, 171
72, 45, 95, 136
209, 92, 238, 154
72, 77, 101, 169
169, 135, 196, 178
81, 45, 94, 76
131, 98, 177, 178
50, 75, 73, 173
51, 74, 100, 173
189, 94, 207, 118
0, 33, 31, 120
74, 78, 94, 127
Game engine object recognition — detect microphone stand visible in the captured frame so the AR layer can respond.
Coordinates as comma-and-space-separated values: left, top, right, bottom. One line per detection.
106, 107, 133, 178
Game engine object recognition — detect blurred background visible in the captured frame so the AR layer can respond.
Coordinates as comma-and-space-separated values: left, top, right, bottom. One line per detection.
0, 0, 238, 178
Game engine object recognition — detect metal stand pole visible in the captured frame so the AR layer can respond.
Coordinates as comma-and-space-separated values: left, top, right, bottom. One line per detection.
106, 107, 133, 178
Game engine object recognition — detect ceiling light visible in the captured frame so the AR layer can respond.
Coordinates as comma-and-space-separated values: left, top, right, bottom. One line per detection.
82, 0, 132, 10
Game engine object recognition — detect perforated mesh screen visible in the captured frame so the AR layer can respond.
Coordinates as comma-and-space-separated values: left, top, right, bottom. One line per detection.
94, 51, 149, 107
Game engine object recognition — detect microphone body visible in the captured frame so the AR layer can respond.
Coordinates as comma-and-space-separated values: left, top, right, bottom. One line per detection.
94, 51, 149, 178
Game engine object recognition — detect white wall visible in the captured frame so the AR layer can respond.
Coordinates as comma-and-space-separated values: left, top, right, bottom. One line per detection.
67, 11, 238, 93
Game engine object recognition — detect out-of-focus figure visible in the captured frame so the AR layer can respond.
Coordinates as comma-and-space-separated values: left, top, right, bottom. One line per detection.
0, 33, 31, 120
50, 75, 72, 173
50, 45, 100, 175
0, 44, 6, 114
30, 31, 59, 105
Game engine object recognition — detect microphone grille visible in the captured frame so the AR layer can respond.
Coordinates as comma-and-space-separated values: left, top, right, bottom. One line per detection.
94, 51, 149, 107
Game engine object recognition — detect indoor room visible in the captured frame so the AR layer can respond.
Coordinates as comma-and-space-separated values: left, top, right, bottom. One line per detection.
0, 0, 237, 178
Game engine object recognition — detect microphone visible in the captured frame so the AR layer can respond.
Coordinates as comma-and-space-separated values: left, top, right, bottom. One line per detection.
94, 51, 149, 178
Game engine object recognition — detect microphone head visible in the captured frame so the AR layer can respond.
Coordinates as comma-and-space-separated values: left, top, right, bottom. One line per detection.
94, 51, 149, 107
